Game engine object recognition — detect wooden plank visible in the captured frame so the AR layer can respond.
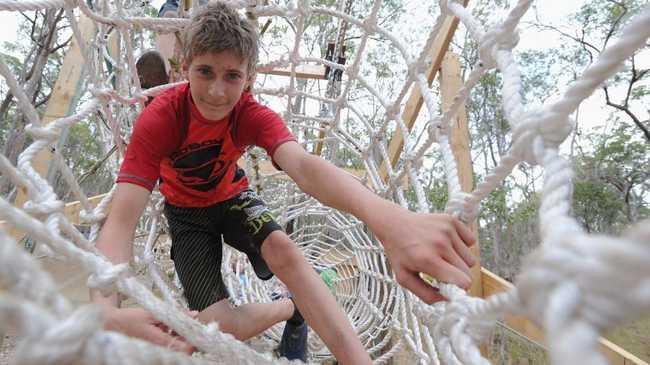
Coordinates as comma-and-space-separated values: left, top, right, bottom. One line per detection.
0, 193, 110, 237
259, 64, 326, 80
378, 1, 468, 183
440, 52, 483, 298
237, 158, 372, 184
481, 268, 648, 364
10, 15, 96, 240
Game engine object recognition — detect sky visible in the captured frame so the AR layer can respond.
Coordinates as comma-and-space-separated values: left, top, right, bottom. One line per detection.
0, 1, 584, 56
0, 0, 647, 136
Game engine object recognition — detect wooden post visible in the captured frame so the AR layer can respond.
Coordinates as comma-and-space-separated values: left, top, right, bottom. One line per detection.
439, 52, 483, 298
378, 0, 468, 183
379, 4, 467, 363
10, 15, 95, 240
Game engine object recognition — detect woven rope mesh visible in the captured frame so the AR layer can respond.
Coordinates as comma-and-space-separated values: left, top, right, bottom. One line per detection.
0, 0, 649, 364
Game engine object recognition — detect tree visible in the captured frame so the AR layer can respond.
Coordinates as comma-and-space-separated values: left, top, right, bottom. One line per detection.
0, 9, 71, 198
531, 0, 650, 141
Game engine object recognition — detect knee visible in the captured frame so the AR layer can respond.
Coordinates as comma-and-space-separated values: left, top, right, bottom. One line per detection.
220, 313, 249, 341
260, 231, 302, 274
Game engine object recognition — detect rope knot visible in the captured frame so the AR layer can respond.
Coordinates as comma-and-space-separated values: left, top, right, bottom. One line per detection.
516, 227, 650, 356
428, 285, 495, 363
24, 124, 59, 142
478, 26, 520, 69
512, 108, 575, 164
23, 199, 64, 217
90, 87, 115, 104
79, 208, 105, 224
363, 16, 378, 34
445, 192, 476, 222
87, 263, 131, 297
427, 117, 444, 142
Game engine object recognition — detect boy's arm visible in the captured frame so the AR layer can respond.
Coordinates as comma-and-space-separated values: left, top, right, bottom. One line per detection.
90, 183, 193, 353
91, 182, 151, 307
273, 141, 477, 304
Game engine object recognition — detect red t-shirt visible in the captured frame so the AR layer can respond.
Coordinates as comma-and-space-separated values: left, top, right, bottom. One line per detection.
117, 84, 295, 207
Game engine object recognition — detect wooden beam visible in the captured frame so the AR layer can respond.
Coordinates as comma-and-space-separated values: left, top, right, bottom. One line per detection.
481, 268, 648, 364
9, 15, 95, 240
0, 193, 110, 237
379, 1, 467, 183
259, 64, 326, 80
238, 158, 374, 184
440, 52, 483, 298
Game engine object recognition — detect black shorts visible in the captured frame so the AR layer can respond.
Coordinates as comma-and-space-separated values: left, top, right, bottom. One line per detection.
164, 189, 282, 311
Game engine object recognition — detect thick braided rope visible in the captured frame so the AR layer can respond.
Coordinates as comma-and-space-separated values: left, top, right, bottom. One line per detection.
0, 0, 649, 364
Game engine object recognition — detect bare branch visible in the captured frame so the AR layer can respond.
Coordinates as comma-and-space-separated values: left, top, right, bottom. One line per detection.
602, 1, 627, 48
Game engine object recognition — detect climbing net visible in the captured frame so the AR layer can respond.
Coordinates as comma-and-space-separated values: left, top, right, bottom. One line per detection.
0, 0, 649, 364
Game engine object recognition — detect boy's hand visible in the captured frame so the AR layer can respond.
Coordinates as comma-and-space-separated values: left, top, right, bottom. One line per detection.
378, 211, 477, 304
103, 307, 196, 354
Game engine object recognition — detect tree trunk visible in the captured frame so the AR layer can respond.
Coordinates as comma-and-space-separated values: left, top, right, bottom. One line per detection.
0, 9, 63, 198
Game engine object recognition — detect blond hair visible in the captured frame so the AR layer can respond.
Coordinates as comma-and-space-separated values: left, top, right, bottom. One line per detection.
183, 2, 258, 72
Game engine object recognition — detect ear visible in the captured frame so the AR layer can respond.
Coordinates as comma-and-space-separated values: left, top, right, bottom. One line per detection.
181, 60, 190, 78
245, 72, 257, 92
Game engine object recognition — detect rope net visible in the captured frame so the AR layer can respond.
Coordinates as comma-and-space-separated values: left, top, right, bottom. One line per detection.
0, 0, 649, 364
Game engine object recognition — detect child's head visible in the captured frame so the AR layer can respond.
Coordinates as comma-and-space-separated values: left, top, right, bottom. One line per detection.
182, 2, 259, 120
183, 1, 258, 73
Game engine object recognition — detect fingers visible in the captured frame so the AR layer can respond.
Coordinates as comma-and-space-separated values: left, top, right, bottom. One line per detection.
452, 217, 476, 247
396, 270, 445, 304
422, 256, 471, 290
144, 324, 195, 354
449, 228, 476, 268
442, 247, 471, 277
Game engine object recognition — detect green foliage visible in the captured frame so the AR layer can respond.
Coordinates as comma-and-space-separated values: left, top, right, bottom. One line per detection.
572, 123, 649, 233
426, 180, 448, 212
572, 180, 626, 233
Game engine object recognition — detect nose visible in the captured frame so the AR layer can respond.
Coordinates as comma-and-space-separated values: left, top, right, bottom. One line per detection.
208, 78, 225, 97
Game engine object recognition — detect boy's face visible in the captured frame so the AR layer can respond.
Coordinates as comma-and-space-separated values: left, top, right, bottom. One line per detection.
184, 50, 253, 121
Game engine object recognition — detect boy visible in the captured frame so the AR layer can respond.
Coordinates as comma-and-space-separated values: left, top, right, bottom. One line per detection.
93, 2, 477, 364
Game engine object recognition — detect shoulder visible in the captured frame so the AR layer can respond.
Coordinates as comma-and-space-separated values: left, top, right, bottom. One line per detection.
136, 84, 189, 130
132, 84, 190, 149
142, 83, 190, 122
234, 92, 283, 125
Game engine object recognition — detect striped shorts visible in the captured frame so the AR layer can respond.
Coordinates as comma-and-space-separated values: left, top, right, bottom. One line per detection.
164, 189, 281, 311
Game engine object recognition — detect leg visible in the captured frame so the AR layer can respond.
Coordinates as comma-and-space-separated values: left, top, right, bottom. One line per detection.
198, 298, 294, 341
223, 189, 369, 363
261, 231, 371, 365
164, 203, 229, 311
165, 203, 295, 342
222, 188, 274, 281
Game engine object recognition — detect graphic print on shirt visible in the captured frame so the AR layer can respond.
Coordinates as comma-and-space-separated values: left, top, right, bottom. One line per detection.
170, 138, 233, 192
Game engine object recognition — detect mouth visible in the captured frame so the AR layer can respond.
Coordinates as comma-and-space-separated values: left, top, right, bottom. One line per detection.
204, 101, 224, 109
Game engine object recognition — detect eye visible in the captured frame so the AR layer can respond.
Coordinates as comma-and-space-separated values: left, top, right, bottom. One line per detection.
197, 67, 213, 77
226, 72, 242, 81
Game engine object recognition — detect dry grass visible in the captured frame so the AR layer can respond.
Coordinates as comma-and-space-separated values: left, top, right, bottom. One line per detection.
605, 315, 650, 363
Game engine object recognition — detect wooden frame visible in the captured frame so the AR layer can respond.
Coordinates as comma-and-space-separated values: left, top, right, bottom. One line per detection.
378, 0, 468, 182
